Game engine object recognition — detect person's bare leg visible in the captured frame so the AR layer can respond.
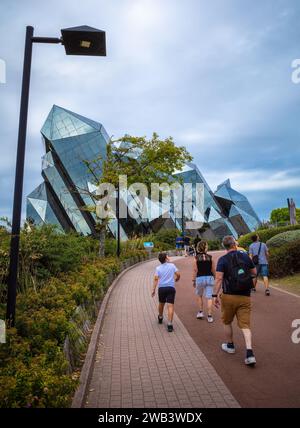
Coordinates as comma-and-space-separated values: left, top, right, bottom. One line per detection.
197, 296, 203, 311
241, 328, 252, 349
263, 276, 269, 289
224, 323, 233, 343
207, 298, 213, 316
158, 302, 164, 318
167, 303, 174, 323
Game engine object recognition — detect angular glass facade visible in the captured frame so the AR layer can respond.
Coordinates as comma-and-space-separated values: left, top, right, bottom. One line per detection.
214, 179, 261, 235
27, 106, 260, 240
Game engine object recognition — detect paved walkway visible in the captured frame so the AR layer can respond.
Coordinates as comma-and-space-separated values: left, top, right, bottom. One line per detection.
175, 254, 300, 408
85, 258, 239, 408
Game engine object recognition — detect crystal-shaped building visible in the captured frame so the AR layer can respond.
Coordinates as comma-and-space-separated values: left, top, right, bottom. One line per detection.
27, 106, 260, 240
214, 179, 260, 235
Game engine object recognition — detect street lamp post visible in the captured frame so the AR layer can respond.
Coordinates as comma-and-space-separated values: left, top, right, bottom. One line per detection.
116, 184, 121, 257
6, 25, 106, 327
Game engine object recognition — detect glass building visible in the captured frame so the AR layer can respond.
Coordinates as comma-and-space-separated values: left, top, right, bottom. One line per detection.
27, 106, 260, 240
214, 179, 261, 235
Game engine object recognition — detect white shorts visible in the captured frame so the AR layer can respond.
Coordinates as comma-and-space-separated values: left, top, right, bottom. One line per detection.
195, 276, 214, 299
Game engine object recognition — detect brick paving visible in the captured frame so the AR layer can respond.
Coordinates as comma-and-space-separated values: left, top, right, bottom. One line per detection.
85, 258, 240, 408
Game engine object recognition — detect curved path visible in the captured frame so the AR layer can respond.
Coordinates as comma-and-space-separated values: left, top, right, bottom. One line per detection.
174, 252, 300, 408
85, 258, 239, 408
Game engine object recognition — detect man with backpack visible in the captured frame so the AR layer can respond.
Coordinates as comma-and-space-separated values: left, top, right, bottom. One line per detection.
249, 234, 270, 296
213, 236, 257, 366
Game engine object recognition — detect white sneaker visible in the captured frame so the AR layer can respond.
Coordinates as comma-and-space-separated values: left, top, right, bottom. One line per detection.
207, 315, 214, 323
221, 343, 236, 354
196, 311, 204, 319
245, 355, 256, 366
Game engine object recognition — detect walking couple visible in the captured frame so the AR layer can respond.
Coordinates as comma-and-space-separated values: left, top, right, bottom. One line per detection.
152, 236, 258, 366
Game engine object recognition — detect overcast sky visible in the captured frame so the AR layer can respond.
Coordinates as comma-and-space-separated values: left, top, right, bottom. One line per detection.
1, 0, 300, 221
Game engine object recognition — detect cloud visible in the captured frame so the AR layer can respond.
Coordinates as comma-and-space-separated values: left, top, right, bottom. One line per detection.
1, 0, 300, 222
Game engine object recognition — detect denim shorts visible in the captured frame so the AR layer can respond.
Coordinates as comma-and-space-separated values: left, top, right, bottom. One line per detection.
195, 276, 214, 299
256, 264, 269, 277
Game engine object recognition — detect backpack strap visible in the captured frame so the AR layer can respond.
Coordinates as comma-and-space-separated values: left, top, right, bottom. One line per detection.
257, 243, 262, 256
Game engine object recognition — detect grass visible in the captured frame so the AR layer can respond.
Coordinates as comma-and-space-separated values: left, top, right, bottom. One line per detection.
270, 273, 300, 296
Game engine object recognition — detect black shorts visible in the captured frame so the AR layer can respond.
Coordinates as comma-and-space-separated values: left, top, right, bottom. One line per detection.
158, 287, 176, 304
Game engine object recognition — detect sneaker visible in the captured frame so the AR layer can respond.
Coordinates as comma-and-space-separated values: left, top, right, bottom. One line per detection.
207, 315, 214, 323
196, 311, 204, 320
221, 343, 236, 354
158, 315, 163, 324
245, 355, 256, 366
265, 289, 270, 296
167, 324, 174, 332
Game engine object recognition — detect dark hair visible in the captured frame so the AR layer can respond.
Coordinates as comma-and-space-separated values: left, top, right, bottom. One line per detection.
251, 234, 259, 242
222, 235, 236, 250
158, 252, 168, 264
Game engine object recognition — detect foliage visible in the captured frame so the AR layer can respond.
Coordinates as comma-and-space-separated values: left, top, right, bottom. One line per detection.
83, 133, 193, 255
0, 226, 150, 407
269, 239, 300, 278
270, 207, 300, 224
207, 240, 222, 251
266, 230, 300, 248
238, 224, 300, 249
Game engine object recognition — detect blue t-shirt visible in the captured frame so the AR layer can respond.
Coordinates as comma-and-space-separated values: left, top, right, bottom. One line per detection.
249, 242, 268, 265
216, 251, 255, 296
155, 262, 178, 288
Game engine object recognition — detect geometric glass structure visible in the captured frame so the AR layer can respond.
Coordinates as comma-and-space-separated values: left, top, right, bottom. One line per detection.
174, 163, 239, 239
214, 179, 261, 236
26, 105, 127, 238
27, 107, 260, 240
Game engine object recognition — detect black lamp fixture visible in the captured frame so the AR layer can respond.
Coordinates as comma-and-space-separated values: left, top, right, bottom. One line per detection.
6, 25, 106, 327
61, 25, 106, 56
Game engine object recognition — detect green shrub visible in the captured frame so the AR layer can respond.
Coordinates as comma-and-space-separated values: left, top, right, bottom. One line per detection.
266, 230, 300, 248
238, 224, 300, 249
207, 240, 222, 251
269, 238, 300, 277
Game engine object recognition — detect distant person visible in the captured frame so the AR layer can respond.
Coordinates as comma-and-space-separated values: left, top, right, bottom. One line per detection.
213, 236, 257, 366
192, 240, 216, 323
183, 235, 191, 257
152, 253, 180, 332
175, 235, 184, 250
249, 234, 270, 296
194, 234, 201, 251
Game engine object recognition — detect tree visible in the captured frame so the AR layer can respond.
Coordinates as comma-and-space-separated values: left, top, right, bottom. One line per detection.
82, 133, 193, 256
270, 207, 300, 225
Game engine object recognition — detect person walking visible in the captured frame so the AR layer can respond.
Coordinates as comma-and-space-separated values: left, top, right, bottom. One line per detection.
213, 236, 257, 366
194, 234, 201, 252
249, 234, 270, 296
192, 240, 215, 323
183, 235, 191, 257
152, 253, 180, 332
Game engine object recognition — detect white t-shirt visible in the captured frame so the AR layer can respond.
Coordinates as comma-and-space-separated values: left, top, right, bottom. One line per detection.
155, 262, 178, 288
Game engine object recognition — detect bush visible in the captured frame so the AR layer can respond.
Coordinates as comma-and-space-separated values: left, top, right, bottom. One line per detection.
0, 236, 148, 407
238, 224, 300, 249
269, 239, 300, 278
266, 230, 300, 248
207, 240, 222, 251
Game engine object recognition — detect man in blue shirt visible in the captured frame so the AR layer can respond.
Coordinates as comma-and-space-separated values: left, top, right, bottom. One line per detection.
152, 253, 180, 332
249, 234, 270, 296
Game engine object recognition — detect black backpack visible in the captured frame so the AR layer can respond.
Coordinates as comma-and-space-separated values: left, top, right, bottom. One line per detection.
225, 252, 253, 293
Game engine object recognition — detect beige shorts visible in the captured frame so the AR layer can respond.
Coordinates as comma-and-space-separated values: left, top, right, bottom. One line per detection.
221, 294, 251, 329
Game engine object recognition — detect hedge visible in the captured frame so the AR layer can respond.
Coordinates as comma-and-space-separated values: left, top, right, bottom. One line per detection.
238, 224, 300, 249
266, 230, 300, 248
0, 225, 151, 408
269, 238, 300, 278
